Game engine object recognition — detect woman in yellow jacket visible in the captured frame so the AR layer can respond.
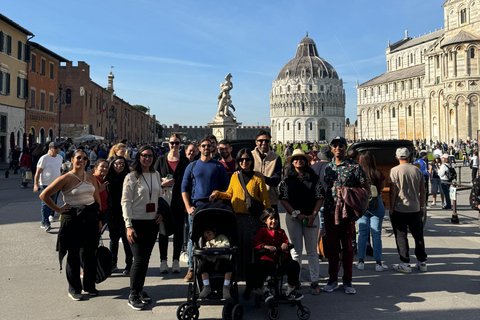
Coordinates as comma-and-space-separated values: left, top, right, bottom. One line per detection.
210, 148, 270, 280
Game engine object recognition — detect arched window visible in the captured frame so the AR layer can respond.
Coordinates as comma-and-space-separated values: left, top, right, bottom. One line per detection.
410, 53, 414, 64
287, 123, 290, 130
297, 85, 301, 91
301, 103, 305, 112
461, 8, 467, 24
392, 108, 396, 118
309, 84, 312, 91
66, 89, 72, 104
385, 84, 389, 94
298, 123, 301, 130
377, 110, 380, 119
408, 105, 412, 117
310, 122, 313, 130
287, 85, 290, 92
471, 48, 475, 59
320, 85, 324, 91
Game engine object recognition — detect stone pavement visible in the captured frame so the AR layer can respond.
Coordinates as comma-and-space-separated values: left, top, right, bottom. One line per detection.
0, 168, 480, 320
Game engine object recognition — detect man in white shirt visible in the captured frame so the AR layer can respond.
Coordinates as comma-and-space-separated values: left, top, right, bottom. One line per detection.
34, 142, 63, 232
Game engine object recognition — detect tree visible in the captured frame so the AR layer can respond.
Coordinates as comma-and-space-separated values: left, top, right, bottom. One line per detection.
346, 118, 350, 125
354, 120, 358, 126
156, 121, 164, 139
132, 104, 148, 114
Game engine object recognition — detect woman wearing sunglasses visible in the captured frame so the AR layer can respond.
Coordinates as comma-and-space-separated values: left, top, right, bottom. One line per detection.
210, 148, 271, 283
154, 134, 190, 274
39, 149, 103, 301
105, 156, 133, 275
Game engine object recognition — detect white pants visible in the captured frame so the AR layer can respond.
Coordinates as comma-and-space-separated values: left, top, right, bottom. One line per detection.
285, 215, 319, 284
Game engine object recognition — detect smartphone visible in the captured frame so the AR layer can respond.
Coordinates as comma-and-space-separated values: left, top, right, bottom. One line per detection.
166, 174, 173, 180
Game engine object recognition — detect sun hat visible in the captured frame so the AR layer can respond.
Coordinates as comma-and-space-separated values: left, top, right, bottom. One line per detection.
287, 149, 312, 163
318, 145, 334, 161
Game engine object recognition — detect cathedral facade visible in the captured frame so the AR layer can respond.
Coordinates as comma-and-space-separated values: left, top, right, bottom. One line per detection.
357, 0, 480, 143
270, 36, 345, 143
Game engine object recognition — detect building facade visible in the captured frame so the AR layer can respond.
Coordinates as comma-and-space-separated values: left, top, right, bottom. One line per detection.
58, 61, 156, 144
27, 42, 68, 145
162, 124, 270, 142
0, 14, 32, 162
357, 0, 480, 144
270, 35, 345, 143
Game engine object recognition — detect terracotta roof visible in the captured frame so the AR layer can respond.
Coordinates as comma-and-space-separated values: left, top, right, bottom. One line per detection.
0, 13, 33, 36
441, 30, 480, 47
358, 64, 424, 88
29, 42, 68, 62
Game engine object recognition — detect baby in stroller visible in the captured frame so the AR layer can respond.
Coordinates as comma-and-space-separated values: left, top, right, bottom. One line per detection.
245, 209, 304, 302
198, 225, 234, 300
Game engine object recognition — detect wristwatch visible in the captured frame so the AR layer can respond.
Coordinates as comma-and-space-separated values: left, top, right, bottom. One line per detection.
291, 210, 300, 221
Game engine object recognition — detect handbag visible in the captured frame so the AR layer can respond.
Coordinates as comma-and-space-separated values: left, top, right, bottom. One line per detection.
24, 169, 33, 183
238, 173, 264, 217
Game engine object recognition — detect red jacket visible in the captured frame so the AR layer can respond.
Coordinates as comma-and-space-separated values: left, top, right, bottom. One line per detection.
254, 227, 290, 262
20, 153, 31, 168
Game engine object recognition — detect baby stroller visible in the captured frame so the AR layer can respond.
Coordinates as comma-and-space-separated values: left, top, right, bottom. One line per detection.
176, 203, 243, 320
254, 244, 311, 320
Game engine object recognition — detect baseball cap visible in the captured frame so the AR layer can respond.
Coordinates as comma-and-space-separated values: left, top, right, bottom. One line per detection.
49, 142, 60, 148
330, 136, 347, 146
396, 147, 410, 160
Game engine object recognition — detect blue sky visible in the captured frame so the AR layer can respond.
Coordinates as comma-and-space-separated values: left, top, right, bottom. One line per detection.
3, 0, 444, 127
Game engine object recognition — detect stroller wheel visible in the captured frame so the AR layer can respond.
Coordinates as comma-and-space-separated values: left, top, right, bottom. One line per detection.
268, 306, 279, 320
182, 305, 199, 320
297, 306, 311, 320
222, 301, 234, 320
176, 302, 190, 320
231, 304, 243, 320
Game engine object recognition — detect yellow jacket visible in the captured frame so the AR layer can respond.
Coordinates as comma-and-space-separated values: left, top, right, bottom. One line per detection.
215, 173, 271, 214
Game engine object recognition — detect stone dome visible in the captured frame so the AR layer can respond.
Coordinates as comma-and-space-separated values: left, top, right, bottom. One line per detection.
275, 36, 338, 81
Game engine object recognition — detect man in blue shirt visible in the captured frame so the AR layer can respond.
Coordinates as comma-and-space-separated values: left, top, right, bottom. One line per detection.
414, 151, 430, 206
181, 137, 229, 281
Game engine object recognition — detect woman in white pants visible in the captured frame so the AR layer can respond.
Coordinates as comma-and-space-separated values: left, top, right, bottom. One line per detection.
279, 149, 324, 295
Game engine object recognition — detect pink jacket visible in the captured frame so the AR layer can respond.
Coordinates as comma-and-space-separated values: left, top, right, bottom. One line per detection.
334, 185, 369, 225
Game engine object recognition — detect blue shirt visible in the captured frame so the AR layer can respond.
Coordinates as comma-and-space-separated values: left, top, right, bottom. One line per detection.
181, 159, 229, 205
414, 158, 429, 178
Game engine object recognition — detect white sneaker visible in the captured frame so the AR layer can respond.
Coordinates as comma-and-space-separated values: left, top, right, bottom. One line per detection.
159, 260, 168, 274
172, 260, 180, 273
375, 263, 388, 272
49, 215, 54, 222
355, 261, 364, 270
430, 202, 436, 206
416, 261, 427, 272
393, 263, 412, 273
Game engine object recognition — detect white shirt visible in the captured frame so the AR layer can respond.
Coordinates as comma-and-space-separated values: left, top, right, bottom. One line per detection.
37, 153, 63, 186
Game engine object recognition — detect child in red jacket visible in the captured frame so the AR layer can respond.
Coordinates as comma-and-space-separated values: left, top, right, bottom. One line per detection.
244, 209, 303, 301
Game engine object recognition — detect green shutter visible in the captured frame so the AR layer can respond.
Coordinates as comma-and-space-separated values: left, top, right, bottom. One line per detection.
7, 35, 12, 55
25, 44, 30, 62
6, 73, 10, 95
25, 79, 28, 98
0, 71, 3, 94
17, 77, 21, 98
18, 41, 22, 60
0, 32, 3, 53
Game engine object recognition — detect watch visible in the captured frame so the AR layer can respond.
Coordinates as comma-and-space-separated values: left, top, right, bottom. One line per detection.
291, 210, 301, 221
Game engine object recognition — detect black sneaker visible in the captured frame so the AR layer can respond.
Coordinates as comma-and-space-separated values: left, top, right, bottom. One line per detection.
139, 291, 151, 304
263, 289, 274, 302
83, 288, 99, 296
68, 292, 84, 301
123, 265, 131, 275
128, 294, 145, 311
287, 290, 304, 301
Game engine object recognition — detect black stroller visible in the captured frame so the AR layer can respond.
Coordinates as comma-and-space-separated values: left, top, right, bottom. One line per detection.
176, 203, 243, 320
254, 244, 311, 320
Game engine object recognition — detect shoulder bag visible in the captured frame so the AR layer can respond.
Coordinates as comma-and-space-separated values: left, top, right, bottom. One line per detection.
238, 173, 264, 217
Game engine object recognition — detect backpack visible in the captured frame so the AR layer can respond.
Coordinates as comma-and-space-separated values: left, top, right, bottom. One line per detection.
446, 165, 457, 181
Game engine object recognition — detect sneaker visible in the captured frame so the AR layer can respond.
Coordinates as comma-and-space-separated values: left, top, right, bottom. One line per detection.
343, 282, 356, 295
68, 292, 84, 301
263, 289, 274, 302
40, 225, 46, 229
159, 260, 168, 274
49, 215, 54, 222
430, 202, 436, 206
355, 261, 364, 270
222, 285, 231, 300
375, 263, 388, 272
416, 261, 427, 272
139, 291, 151, 304
83, 288, 99, 296
172, 260, 181, 273
184, 269, 194, 282
287, 290, 304, 301
311, 282, 321, 295
180, 251, 189, 263
322, 281, 339, 293
128, 294, 145, 311
199, 285, 211, 299
45, 225, 51, 232
393, 263, 412, 273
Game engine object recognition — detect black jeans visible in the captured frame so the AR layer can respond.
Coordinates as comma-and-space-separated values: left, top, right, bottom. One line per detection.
128, 219, 158, 295
390, 211, 427, 263
158, 210, 186, 261
109, 217, 133, 268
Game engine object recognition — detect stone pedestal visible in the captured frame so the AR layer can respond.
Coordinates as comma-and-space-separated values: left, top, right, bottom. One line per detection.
208, 115, 241, 141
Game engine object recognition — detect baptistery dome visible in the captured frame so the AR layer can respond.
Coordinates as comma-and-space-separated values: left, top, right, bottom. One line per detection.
270, 35, 345, 143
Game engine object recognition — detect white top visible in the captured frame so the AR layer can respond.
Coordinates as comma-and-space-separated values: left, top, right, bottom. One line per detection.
62, 172, 95, 207
122, 171, 163, 228
37, 153, 63, 186
472, 155, 479, 169
438, 163, 452, 181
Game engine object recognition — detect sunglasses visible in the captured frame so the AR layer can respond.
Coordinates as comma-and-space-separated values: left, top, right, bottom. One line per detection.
140, 154, 154, 158
114, 162, 125, 167
239, 158, 252, 163
200, 144, 211, 148
75, 156, 88, 161
169, 141, 180, 145
257, 139, 271, 144
292, 157, 305, 161
332, 144, 345, 149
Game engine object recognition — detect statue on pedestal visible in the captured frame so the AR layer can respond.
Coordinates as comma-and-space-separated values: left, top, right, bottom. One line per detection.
216, 73, 236, 121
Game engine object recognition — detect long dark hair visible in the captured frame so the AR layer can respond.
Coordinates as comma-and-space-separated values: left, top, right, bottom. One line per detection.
131, 145, 156, 178
105, 155, 130, 182
359, 151, 380, 188
235, 148, 255, 171
260, 208, 281, 230
284, 157, 313, 180
69, 149, 88, 172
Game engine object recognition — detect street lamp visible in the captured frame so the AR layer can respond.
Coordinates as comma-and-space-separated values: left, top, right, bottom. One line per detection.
55, 84, 65, 142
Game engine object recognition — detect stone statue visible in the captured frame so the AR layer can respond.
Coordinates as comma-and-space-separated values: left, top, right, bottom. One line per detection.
216, 73, 236, 120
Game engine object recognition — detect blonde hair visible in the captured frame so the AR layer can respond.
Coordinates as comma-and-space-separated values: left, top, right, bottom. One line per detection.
108, 143, 129, 160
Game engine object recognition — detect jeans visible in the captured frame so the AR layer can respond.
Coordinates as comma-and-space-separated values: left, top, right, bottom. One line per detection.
109, 217, 133, 268
40, 185, 59, 227
357, 195, 385, 261
390, 211, 427, 263
472, 168, 478, 181
440, 181, 451, 209
187, 215, 194, 269
128, 219, 158, 295
285, 215, 319, 284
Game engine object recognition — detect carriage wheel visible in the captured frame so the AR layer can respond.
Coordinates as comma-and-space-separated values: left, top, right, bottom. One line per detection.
231, 304, 243, 320
182, 305, 199, 320
268, 306, 279, 320
297, 306, 310, 320
176, 302, 190, 320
